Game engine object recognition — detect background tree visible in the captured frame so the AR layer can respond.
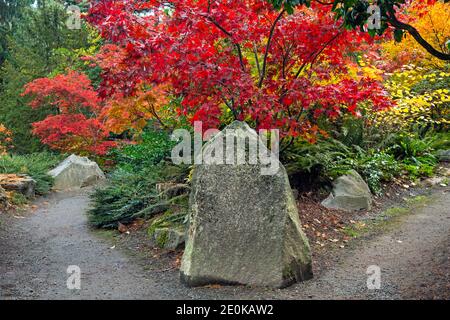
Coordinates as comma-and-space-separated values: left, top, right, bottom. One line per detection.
0, 1, 33, 71
0, 0, 100, 153
375, 1, 450, 136
22, 71, 116, 156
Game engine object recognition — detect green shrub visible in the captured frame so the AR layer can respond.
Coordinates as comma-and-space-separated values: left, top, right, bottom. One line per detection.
386, 133, 440, 179
89, 126, 190, 228
323, 111, 393, 150
88, 163, 189, 228
9, 192, 28, 206
332, 116, 365, 147
112, 129, 176, 172
326, 149, 399, 195
401, 154, 437, 179
283, 138, 350, 174
0, 152, 62, 194
388, 133, 436, 159
428, 131, 450, 151
356, 152, 399, 194
283, 137, 400, 194
89, 167, 161, 228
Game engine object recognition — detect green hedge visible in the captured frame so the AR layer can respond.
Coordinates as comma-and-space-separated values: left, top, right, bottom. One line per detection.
89, 127, 188, 228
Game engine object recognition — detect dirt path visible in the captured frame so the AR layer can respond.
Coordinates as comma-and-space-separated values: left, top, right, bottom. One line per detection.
0, 188, 449, 299
285, 190, 450, 299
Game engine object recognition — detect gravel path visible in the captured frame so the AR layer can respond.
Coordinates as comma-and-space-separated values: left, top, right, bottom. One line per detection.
284, 190, 450, 299
0, 188, 448, 299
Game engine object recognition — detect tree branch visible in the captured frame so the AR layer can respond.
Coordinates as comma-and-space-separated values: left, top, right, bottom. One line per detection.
205, 16, 246, 71
386, 5, 450, 60
281, 44, 293, 80
222, 96, 238, 120
294, 29, 342, 79
253, 43, 262, 79
258, 9, 286, 88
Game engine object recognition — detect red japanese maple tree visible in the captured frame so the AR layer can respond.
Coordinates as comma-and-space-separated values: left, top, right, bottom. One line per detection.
22, 71, 116, 156
86, 0, 391, 140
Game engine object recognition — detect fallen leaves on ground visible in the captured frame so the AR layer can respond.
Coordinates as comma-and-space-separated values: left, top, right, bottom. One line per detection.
297, 195, 354, 250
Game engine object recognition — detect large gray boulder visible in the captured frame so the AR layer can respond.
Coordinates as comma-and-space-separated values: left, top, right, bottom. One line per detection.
321, 170, 372, 211
48, 154, 105, 190
180, 121, 312, 288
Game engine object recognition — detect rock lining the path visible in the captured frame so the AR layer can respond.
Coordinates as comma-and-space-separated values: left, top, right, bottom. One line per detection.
154, 227, 185, 250
0, 174, 36, 198
321, 169, 372, 212
48, 154, 105, 190
437, 149, 450, 162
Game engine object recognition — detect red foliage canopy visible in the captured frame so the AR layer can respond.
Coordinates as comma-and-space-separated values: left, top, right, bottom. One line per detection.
87, 0, 392, 138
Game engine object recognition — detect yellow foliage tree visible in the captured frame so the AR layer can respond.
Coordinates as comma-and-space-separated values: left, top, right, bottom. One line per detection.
382, 2, 450, 69
375, 65, 450, 132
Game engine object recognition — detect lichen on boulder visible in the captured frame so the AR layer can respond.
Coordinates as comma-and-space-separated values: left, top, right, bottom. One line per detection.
148, 211, 187, 250
153, 227, 185, 250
